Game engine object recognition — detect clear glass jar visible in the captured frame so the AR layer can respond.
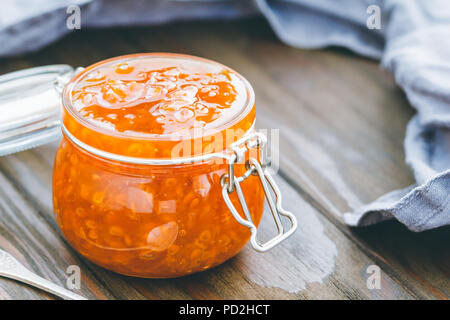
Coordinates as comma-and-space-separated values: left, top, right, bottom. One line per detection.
0, 53, 297, 278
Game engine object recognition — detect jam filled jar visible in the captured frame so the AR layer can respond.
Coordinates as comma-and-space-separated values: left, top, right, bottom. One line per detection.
1, 53, 297, 278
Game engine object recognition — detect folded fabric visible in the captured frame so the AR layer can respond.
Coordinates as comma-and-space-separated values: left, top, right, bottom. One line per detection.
257, 0, 450, 231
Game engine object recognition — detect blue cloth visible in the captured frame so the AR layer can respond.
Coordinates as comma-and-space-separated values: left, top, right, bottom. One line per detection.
1, 0, 449, 231
256, 0, 450, 231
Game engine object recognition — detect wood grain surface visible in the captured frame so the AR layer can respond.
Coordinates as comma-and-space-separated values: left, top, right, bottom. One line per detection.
0, 19, 448, 300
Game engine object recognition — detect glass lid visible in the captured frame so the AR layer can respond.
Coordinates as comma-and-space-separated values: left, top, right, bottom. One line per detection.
0, 64, 73, 156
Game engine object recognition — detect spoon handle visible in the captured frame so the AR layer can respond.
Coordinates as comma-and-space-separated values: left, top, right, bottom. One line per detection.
0, 249, 87, 300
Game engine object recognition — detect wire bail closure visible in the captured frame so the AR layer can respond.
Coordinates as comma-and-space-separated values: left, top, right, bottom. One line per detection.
220, 132, 297, 252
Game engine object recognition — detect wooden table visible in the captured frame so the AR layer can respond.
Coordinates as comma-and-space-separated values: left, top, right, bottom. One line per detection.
0, 19, 448, 300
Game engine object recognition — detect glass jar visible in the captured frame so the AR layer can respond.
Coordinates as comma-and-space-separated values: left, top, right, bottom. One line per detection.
0, 53, 297, 278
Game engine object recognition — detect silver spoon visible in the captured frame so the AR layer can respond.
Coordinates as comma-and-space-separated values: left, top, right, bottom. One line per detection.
0, 248, 87, 300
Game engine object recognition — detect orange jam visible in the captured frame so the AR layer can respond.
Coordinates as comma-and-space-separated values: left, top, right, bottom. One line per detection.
62, 54, 255, 159
53, 54, 264, 277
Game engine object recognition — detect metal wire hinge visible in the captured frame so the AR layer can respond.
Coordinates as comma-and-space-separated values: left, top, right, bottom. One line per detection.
220, 132, 298, 252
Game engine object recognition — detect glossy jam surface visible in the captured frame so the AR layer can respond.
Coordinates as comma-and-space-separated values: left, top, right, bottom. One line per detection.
63, 54, 254, 159
71, 58, 246, 135
54, 54, 263, 277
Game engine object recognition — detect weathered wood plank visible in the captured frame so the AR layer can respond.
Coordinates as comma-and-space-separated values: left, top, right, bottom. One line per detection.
229, 29, 450, 300
0, 142, 415, 299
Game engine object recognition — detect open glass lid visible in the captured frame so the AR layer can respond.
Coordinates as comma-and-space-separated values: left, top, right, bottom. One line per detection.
0, 65, 74, 156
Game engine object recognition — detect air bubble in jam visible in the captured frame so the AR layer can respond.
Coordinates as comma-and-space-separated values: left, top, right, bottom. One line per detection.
146, 221, 179, 252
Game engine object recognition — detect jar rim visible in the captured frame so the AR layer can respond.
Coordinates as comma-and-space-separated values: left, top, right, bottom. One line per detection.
61, 53, 255, 142
61, 120, 255, 165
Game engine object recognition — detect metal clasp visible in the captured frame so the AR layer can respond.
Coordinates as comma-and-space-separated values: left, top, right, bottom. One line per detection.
221, 132, 297, 252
